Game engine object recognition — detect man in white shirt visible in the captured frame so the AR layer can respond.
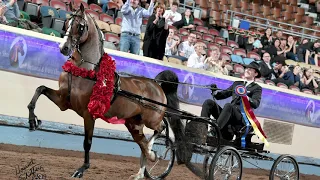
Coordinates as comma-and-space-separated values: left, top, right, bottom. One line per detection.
177, 32, 196, 61
163, 2, 181, 25
187, 42, 205, 69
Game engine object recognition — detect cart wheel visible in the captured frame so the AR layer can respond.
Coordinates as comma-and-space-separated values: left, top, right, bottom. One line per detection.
269, 154, 300, 180
141, 134, 175, 180
203, 154, 214, 180
208, 146, 242, 180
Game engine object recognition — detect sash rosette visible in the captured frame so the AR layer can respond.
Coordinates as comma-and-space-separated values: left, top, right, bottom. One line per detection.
235, 85, 269, 148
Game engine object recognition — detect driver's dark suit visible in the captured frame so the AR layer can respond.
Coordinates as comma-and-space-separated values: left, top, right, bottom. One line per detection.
201, 81, 262, 140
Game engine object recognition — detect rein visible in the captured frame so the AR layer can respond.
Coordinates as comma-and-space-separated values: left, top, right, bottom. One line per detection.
67, 11, 104, 70
116, 72, 227, 91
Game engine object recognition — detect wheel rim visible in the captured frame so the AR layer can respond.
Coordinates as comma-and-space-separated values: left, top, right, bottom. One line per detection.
145, 136, 174, 179
212, 149, 242, 180
272, 157, 299, 180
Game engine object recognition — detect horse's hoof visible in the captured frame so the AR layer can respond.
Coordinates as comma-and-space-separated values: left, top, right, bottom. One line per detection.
36, 120, 42, 129
128, 174, 144, 180
71, 170, 83, 178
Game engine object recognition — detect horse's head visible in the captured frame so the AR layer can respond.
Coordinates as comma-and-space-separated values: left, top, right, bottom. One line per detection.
59, 3, 89, 56
16, 39, 25, 56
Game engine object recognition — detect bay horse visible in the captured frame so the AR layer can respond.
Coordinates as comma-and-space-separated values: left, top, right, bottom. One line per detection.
27, 3, 183, 180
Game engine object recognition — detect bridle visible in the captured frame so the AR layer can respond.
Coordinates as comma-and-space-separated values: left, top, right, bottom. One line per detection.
65, 10, 105, 70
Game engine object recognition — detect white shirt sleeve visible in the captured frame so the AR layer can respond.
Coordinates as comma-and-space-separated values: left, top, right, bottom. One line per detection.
187, 54, 204, 69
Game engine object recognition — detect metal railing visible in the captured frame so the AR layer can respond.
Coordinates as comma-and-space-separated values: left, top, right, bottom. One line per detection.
226, 10, 320, 41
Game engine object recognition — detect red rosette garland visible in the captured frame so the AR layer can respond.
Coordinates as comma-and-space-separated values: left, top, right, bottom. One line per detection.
61, 53, 116, 121
62, 61, 96, 79
87, 54, 116, 120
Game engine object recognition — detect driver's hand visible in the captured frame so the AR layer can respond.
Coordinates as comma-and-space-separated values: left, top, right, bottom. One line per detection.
210, 84, 218, 95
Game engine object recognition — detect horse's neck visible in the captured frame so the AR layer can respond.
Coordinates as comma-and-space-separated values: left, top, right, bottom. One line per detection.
79, 16, 103, 70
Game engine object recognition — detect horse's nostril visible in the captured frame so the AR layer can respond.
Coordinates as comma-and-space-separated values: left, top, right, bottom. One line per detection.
63, 47, 68, 52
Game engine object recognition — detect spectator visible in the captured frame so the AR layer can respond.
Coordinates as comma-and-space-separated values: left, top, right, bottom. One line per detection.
286, 36, 297, 60
260, 52, 282, 80
260, 28, 273, 49
272, 65, 302, 88
278, 38, 288, 57
187, 42, 205, 69
296, 39, 320, 66
301, 68, 319, 93
143, 3, 169, 60
0, 1, 8, 24
177, 32, 196, 62
119, 0, 155, 55
275, 30, 283, 40
2, 0, 19, 21
204, 47, 229, 75
265, 38, 280, 58
165, 29, 179, 56
163, 2, 181, 26
102, 0, 123, 13
172, 8, 194, 30
244, 36, 255, 52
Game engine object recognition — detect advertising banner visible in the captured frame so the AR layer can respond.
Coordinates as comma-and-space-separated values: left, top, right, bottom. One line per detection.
1, 29, 320, 128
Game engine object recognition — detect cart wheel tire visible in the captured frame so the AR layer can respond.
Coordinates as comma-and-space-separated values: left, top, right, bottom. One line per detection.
141, 134, 175, 180
208, 146, 243, 180
203, 154, 214, 180
269, 154, 300, 180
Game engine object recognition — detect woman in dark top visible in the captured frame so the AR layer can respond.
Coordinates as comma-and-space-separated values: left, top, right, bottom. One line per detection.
286, 35, 297, 60
143, 3, 169, 60
302, 68, 319, 92
265, 38, 280, 58
260, 28, 273, 49
172, 8, 194, 29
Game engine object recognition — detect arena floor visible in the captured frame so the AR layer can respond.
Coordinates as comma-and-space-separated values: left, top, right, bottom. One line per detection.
0, 144, 319, 180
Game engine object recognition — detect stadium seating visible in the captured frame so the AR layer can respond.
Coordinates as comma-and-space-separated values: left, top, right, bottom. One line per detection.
7, 0, 320, 96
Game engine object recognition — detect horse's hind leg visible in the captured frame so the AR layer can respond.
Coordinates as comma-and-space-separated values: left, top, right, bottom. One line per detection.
27, 85, 67, 131
125, 117, 158, 180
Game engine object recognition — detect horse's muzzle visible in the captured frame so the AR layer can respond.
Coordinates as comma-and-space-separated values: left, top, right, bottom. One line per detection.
60, 46, 71, 56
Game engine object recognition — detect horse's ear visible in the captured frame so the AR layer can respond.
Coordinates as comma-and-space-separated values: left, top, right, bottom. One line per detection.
69, 3, 74, 12
80, 3, 85, 13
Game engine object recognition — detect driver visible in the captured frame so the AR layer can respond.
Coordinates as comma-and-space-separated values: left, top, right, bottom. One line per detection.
201, 61, 262, 141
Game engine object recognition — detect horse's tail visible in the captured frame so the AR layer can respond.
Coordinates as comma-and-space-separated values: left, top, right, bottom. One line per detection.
155, 70, 186, 163
155, 70, 179, 111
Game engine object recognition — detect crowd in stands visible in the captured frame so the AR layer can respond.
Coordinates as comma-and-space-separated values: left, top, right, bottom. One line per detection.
1, 0, 320, 95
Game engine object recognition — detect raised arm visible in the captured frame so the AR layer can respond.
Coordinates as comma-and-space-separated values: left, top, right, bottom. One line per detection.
142, 0, 155, 17
121, 0, 131, 14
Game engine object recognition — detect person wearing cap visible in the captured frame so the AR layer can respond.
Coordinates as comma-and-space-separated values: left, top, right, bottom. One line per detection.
201, 61, 262, 140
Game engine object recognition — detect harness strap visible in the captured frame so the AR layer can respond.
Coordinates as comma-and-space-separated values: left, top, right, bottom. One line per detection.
110, 72, 121, 105
67, 72, 72, 104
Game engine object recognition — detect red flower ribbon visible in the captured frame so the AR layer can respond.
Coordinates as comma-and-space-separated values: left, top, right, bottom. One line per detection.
62, 53, 118, 123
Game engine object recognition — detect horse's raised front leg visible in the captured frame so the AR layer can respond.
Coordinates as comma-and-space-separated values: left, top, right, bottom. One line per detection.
27, 85, 68, 131
72, 110, 95, 178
